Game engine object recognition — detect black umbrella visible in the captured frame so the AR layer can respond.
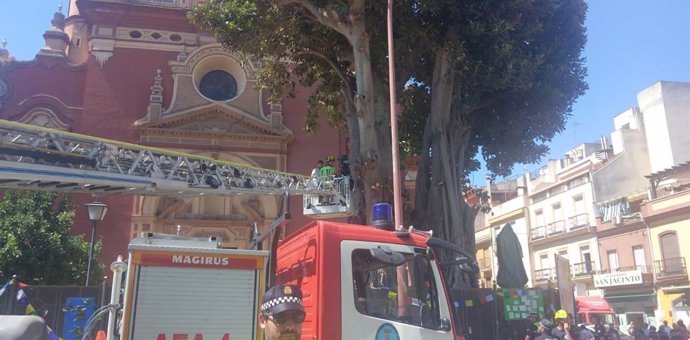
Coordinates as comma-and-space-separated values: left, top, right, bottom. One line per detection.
496, 223, 529, 288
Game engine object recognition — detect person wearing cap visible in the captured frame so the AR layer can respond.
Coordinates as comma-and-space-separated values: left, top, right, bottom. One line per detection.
525, 312, 540, 340
552, 310, 576, 340
260, 284, 306, 340
535, 319, 560, 340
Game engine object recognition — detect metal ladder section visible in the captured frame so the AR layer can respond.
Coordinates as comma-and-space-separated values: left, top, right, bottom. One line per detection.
0, 119, 351, 216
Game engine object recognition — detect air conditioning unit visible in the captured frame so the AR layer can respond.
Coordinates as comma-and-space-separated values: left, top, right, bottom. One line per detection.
614, 215, 624, 226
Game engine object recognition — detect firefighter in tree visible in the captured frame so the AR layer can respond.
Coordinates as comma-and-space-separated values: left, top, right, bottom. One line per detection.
259, 284, 306, 340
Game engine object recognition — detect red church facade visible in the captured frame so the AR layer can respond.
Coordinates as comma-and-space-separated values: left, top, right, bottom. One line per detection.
0, 0, 345, 274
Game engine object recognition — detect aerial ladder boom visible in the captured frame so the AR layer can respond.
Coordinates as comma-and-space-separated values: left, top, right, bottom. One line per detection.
0, 119, 350, 217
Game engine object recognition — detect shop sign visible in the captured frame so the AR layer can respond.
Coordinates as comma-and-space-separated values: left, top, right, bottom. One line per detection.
593, 270, 643, 288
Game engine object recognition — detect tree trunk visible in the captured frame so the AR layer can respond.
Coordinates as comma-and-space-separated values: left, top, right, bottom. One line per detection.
348, 27, 391, 224
415, 46, 477, 288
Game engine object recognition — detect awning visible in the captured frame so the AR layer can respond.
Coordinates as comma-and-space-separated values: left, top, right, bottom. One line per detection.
605, 294, 656, 303
576, 296, 613, 313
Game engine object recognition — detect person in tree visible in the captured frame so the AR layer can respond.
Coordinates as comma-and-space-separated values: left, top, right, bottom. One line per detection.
311, 160, 323, 178
320, 156, 335, 178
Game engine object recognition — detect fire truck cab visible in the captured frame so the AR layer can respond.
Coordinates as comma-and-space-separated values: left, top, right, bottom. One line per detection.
276, 220, 467, 340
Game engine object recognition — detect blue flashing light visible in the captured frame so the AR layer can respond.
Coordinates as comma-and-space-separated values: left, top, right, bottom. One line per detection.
371, 202, 394, 230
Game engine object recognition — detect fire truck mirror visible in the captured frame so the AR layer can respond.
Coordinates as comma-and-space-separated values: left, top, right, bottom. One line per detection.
370, 246, 405, 266
439, 318, 452, 331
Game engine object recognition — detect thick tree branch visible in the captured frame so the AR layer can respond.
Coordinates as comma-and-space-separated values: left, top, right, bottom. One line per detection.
293, 50, 355, 98
273, 0, 351, 37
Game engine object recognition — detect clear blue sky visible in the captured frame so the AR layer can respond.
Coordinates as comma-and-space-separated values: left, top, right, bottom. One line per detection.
2, 1, 689, 186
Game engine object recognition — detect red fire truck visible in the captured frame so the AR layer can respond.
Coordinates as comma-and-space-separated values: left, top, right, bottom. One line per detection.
0, 120, 475, 340
116, 219, 472, 340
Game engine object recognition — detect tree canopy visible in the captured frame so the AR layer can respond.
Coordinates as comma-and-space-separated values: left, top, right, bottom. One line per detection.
0, 191, 102, 285
191, 0, 587, 287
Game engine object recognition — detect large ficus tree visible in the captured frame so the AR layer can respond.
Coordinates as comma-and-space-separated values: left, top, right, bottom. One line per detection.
409, 0, 587, 287
191, 0, 587, 287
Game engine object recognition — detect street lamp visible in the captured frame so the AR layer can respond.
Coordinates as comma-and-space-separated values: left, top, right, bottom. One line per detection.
85, 201, 108, 286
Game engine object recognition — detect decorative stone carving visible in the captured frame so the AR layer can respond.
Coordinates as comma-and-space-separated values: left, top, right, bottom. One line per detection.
19, 108, 70, 130
0, 78, 8, 109
170, 45, 256, 81
146, 69, 164, 121
89, 38, 115, 68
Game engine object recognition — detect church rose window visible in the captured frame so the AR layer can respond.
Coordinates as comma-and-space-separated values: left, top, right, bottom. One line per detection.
199, 70, 238, 101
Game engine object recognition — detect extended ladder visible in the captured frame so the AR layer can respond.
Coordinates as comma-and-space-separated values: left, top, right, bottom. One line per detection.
0, 119, 350, 217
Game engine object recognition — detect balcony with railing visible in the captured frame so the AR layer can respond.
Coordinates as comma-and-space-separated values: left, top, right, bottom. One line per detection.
534, 268, 555, 282
547, 220, 566, 236
655, 257, 688, 283
571, 261, 596, 277
531, 225, 547, 240
605, 265, 652, 274
530, 213, 593, 243
568, 213, 589, 231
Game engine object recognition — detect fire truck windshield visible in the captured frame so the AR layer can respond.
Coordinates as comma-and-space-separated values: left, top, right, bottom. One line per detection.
351, 248, 442, 329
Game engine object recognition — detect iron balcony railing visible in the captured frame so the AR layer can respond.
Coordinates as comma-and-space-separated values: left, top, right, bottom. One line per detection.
534, 268, 555, 281
571, 261, 596, 276
530, 213, 590, 241
600, 265, 651, 274
655, 257, 687, 278
568, 213, 589, 231
547, 220, 566, 236
531, 225, 547, 239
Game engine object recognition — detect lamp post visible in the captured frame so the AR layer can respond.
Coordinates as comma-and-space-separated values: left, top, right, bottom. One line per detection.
85, 201, 108, 286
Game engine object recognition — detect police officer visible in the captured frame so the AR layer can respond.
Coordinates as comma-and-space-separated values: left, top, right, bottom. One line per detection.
526, 312, 540, 340
259, 284, 307, 340
535, 319, 560, 340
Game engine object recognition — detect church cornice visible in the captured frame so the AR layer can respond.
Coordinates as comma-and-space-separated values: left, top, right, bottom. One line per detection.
138, 127, 293, 144
137, 103, 291, 138
169, 44, 257, 81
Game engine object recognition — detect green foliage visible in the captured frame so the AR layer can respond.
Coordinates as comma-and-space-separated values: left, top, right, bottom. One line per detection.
192, 0, 586, 178
190, 1, 354, 133
191, 0, 588, 239
401, 0, 588, 177
0, 191, 101, 285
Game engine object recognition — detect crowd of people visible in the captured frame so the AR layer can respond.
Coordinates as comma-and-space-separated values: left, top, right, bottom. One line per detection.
525, 311, 690, 340
261, 284, 690, 340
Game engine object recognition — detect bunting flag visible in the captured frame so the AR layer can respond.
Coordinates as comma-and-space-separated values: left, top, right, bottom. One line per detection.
17, 289, 39, 316
0, 281, 9, 297
16, 289, 63, 340
16, 289, 29, 304
47, 325, 63, 340
480, 294, 495, 303
25, 303, 39, 316
457, 294, 496, 308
